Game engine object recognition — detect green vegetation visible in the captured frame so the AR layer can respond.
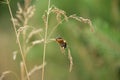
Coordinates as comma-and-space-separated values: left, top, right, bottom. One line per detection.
0, 0, 120, 80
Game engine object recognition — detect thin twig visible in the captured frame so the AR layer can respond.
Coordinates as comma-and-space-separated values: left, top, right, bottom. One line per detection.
28, 62, 46, 77
47, 18, 66, 39
20, 62, 25, 80
68, 48, 73, 72
42, 0, 51, 80
0, 71, 19, 80
6, 0, 30, 80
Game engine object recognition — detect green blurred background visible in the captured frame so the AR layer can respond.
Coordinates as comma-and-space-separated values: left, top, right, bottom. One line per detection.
0, 0, 120, 80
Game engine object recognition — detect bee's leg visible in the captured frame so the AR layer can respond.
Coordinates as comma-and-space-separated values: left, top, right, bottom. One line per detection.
60, 47, 65, 55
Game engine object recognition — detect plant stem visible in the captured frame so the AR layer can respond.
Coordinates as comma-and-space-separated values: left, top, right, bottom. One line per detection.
42, 0, 50, 80
48, 18, 65, 39
6, 0, 30, 80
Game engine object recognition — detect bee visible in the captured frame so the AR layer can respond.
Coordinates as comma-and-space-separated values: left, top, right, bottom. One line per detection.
56, 37, 67, 49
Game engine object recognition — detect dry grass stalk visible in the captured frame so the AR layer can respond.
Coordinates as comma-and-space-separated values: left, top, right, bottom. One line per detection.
20, 62, 25, 80
15, 2, 35, 28
41, 0, 94, 76
42, 0, 51, 80
32, 39, 44, 45
47, 18, 66, 39
0, 71, 18, 80
0, 71, 11, 80
68, 48, 73, 72
4, 0, 94, 79
46, 38, 55, 43
26, 29, 43, 43
51, 6, 68, 22
28, 62, 46, 77
24, 0, 31, 10
69, 14, 94, 32
48, 12, 94, 40
17, 26, 29, 38
6, 0, 36, 80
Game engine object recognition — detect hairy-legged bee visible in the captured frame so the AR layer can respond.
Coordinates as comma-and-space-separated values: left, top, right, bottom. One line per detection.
56, 37, 67, 49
